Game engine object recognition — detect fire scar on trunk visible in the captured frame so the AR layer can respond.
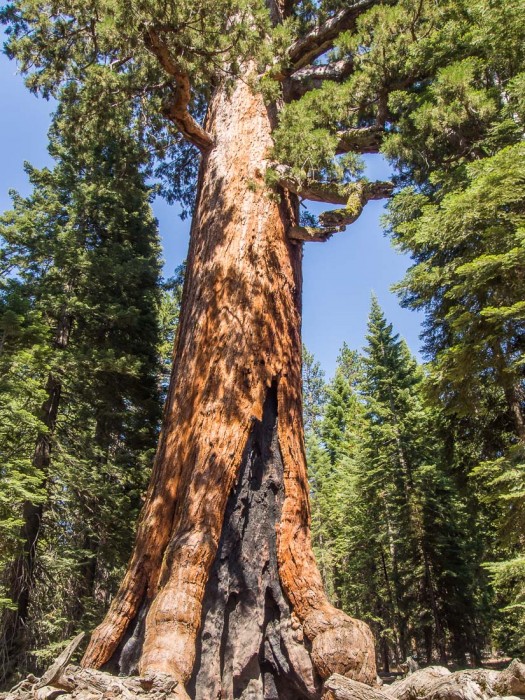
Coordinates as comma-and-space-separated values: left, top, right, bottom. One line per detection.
82, 76, 376, 695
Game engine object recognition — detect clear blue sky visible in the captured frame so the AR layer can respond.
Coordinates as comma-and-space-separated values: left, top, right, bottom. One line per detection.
0, 43, 423, 377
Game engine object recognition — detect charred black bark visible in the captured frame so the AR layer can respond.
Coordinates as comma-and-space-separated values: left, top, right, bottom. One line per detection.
115, 600, 149, 676
188, 385, 320, 700
101, 385, 322, 698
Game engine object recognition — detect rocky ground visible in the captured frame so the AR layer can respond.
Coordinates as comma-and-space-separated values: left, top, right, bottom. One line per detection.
3, 633, 525, 700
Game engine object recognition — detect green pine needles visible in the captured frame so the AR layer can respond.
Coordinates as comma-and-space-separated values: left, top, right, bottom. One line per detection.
0, 88, 182, 683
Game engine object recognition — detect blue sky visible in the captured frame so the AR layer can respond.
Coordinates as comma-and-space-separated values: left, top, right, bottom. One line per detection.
0, 44, 423, 378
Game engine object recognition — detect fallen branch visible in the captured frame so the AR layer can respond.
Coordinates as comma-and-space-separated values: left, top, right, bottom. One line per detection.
385, 660, 525, 700
387, 667, 452, 700
323, 675, 394, 700
3, 666, 188, 700
35, 634, 85, 690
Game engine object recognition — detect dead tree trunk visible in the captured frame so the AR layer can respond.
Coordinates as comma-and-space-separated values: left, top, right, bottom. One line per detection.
81, 77, 376, 697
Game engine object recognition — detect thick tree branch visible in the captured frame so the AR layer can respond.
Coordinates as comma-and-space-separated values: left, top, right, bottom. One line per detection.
286, 0, 394, 71
336, 125, 385, 154
274, 165, 393, 242
144, 29, 213, 153
288, 191, 385, 241
277, 169, 353, 205
275, 164, 393, 204
287, 58, 354, 99
288, 225, 338, 242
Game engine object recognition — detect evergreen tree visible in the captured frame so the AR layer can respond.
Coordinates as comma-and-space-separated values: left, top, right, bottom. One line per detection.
311, 360, 365, 607
303, 312, 487, 668
355, 298, 481, 665
388, 144, 525, 443
380, 3, 525, 655
321, 369, 363, 466
158, 265, 185, 400
0, 88, 164, 682
302, 344, 326, 437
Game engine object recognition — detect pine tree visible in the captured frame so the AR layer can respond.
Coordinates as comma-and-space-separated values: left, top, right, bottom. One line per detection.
355, 298, 482, 665
3, 0, 522, 691
379, 3, 525, 656
158, 265, 185, 400
0, 88, 163, 682
310, 358, 365, 607
388, 144, 525, 443
302, 344, 326, 437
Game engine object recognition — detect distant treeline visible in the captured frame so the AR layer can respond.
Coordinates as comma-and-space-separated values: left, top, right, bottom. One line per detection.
304, 290, 524, 668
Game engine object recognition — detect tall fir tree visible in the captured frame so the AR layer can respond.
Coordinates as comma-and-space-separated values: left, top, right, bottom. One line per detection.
381, 2, 525, 655
302, 344, 327, 437
0, 87, 165, 683
358, 298, 483, 665
310, 357, 365, 609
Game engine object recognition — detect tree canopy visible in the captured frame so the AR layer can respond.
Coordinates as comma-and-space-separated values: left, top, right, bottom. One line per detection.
1, 0, 525, 687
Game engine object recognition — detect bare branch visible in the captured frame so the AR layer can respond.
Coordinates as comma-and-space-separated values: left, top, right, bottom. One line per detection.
144, 29, 213, 153
288, 225, 337, 242
287, 58, 354, 99
288, 192, 384, 241
335, 125, 385, 154
276, 167, 351, 204
275, 166, 393, 242
275, 164, 393, 204
286, 0, 395, 71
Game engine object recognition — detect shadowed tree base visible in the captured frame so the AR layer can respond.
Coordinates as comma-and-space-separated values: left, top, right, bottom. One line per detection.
102, 386, 321, 698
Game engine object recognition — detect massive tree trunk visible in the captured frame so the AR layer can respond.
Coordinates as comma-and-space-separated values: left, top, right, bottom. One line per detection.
82, 77, 376, 698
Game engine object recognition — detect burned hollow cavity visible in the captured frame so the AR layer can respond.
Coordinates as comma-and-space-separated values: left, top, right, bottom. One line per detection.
189, 384, 320, 700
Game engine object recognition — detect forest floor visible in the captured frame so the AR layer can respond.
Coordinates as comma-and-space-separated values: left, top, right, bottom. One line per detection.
1, 634, 521, 700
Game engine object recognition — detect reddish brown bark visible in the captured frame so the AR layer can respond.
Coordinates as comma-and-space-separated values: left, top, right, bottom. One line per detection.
82, 76, 375, 695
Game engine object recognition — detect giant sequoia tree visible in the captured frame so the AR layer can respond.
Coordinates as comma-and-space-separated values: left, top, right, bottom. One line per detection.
2, 0, 512, 697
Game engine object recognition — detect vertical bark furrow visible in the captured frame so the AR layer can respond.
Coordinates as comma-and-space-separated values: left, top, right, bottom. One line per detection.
107, 598, 150, 676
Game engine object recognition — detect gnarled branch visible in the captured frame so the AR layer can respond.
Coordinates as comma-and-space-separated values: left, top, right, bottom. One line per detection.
336, 125, 385, 154
288, 195, 379, 241
287, 58, 354, 99
275, 166, 393, 242
144, 29, 213, 153
288, 224, 339, 242
286, 0, 394, 71
275, 164, 393, 205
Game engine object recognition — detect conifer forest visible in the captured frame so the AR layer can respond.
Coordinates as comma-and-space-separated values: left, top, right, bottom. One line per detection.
0, 0, 524, 699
